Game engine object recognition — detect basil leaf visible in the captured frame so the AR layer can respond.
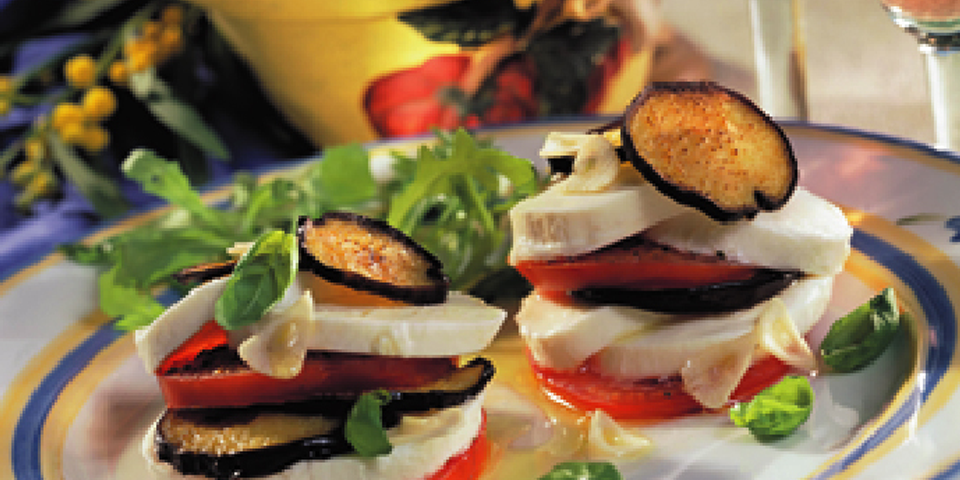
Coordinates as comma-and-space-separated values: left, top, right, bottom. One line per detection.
820, 287, 901, 372
729, 375, 814, 441
345, 390, 393, 457
214, 230, 297, 330
538, 462, 623, 480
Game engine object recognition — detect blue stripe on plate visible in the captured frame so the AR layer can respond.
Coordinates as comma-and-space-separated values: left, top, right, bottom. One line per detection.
811, 231, 956, 479
11, 323, 123, 479
7, 230, 955, 479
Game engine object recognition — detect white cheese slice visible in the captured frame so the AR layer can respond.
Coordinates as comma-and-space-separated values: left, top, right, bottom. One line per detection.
305, 292, 506, 357
134, 277, 229, 374
142, 394, 486, 480
592, 275, 833, 380
508, 184, 693, 261
644, 188, 853, 276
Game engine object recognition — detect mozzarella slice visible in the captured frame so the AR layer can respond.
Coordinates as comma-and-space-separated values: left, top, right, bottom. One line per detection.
515, 293, 668, 370
304, 292, 506, 357
135, 277, 229, 374
592, 276, 833, 380
644, 188, 853, 276
142, 394, 486, 480
509, 184, 693, 261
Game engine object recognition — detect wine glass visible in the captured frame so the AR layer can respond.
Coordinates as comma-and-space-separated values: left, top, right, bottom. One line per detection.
748, 0, 808, 120
883, 0, 960, 150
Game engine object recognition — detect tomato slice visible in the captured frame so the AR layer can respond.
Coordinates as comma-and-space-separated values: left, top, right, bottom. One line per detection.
425, 413, 490, 480
514, 236, 760, 298
156, 320, 230, 375
529, 349, 792, 420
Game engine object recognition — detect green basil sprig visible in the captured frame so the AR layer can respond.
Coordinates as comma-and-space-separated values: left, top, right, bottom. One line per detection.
729, 375, 814, 441
214, 229, 298, 330
345, 390, 393, 457
538, 461, 623, 480
820, 287, 901, 373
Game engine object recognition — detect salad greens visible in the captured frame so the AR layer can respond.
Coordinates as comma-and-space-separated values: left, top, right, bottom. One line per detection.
819, 287, 902, 373
538, 461, 623, 480
729, 375, 814, 441
345, 390, 393, 457
214, 230, 298, 330
61, 129, 540, 330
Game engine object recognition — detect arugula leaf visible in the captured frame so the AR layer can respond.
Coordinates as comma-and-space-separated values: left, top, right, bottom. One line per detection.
214, 230, 298, 330
387, 128, 539, 290
308, 143, 378, 206
345, 390, 393, 457
538, 462, 623, 480
122, 149, 220, 226
98, 264, 167, 330
820, 287, 901, 372
729, 375, 814, 441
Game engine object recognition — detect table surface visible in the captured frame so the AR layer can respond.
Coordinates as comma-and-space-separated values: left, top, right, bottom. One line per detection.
661, 0, 934, 147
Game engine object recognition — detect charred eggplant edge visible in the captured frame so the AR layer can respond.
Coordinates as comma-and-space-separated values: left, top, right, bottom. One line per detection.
619, 81, 799, 222
297, 213, 450, 305
154, 357, 494, 478
572, 269, 803, 313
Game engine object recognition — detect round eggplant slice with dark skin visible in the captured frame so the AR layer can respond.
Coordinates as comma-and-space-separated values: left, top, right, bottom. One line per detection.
297, 212, 449, 305
571, 269, 803, 313
620, 81, 799, 222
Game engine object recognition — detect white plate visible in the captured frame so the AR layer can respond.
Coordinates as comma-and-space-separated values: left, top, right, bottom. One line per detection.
1, 119, 959, 479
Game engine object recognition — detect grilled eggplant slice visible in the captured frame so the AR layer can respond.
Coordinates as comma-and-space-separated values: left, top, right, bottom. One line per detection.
621, 81, 798, 222
572, 269, 802, 313
154, 357, 494, 479
173, 260, 237, 285
297, 213, 449, 305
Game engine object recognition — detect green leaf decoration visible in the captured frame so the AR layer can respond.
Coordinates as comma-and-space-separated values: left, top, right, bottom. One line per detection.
386, 128, 539, 290
398, 0, 528, 48
122, 149, 221, 226
538, 462, 623, 480
98, 264, 167, 331
36, 0, 132, 32
48, 135, 128, 218
526, 19, 620, 115
129, 71, 230, 160
214, 230, 298, 330
345, 390, 393, 457
729, 376, 815, 441
308, 143, 378, 206
820, 287, 902, 372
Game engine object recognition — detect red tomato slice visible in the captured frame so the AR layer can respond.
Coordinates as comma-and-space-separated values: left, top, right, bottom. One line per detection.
156, 320, 230, 375
425, 413, 490, 480
529, 349, 792, 420
513, 237, 761, 298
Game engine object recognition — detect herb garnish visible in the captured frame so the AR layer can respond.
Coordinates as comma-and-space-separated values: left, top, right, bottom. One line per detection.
538, 461, 623, 480
729, 375, 814, 441
819, 287, 901, 372
214, 230, 297, 330
345, 390, 393, 457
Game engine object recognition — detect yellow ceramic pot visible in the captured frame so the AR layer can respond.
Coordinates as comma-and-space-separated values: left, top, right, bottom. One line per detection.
188, 0, 655, 146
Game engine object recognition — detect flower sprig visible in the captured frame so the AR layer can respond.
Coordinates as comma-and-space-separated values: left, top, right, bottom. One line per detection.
0, 0, 312, 216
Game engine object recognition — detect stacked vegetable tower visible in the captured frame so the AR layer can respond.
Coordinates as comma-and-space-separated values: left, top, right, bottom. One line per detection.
134, 212, 507, 479
508, 81, 854, 419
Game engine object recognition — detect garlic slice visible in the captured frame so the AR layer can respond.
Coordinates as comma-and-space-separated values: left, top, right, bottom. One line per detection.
546, 134, 621, 193
585, 409, 651, 461
757, 297, 817, 372
680, 330, 757, 409
235, 290, 315, 379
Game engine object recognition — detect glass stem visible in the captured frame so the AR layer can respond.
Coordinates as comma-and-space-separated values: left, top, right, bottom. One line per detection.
921, 44, 960, 150
749, 0, 808, 119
